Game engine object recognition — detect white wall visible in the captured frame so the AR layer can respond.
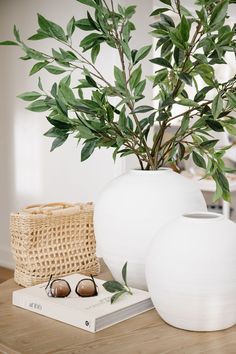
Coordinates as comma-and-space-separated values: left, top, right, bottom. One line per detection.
0, 0, 154, 268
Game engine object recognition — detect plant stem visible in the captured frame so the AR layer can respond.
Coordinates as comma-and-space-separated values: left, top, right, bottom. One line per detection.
109, 0, 155, 169
149, 21, 202, 169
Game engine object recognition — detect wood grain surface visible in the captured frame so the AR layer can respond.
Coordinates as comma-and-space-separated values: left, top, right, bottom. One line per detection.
1, 261, 236, 354
0, 267, 14, 284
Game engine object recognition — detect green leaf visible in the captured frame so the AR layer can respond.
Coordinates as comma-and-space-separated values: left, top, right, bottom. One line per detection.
121, 41, 131, 60
67, 17, 75, 37
150, 8, 170, 16
77, 125, 94, 139
225, 124, 236, 135
178, 143, 185, 160
200, 139, 218, 149
116, 136, 124, 148
214, 170, 229, 193
87, 11, 99, 30
209, 0, 228, 27
179, 72, 192, 86
47, 115, 70, 129
38, 14, 67, 42
22, 45, 47, 61
159, 0, 171, 6
150, 57, 172, 68
180, 15, 190, 42
194, 64, 214, 85
194, 86, 213, 102
180, 5, 193, 17
180, 115, 190, 134
76, 0, 97, 8
50, 83, 57, 97
206, 119, 224, 132
212, 180, 223, 202
81, 140, 96, 161
102, 281, 125, 293
134, 45, 152, 64
174, 47, 185, 66
157, 112, 169, 121
130, 65, 142, 91
59, 83, 76, 104
169, 28, 186, 50
28, 31, 50, 40
13, 25, 21, 42
212, 94, 223, 119
44, 127, 67, 138
75, 18, 97, 31
85, 75, 97, 88
50, 135, 68, 152
133, 105, 154, 113
122, 262, 128, 286
80, 33, 105, 50
18, 91, 42, 101
176, 98, 198, 107
134, 79, 146, 96
118, 108, 127, 130
45, 65, 66, 75
38, 77, 43, 91
30, 61, 49, 75
26, 99, 49, 112
226, 92, 236, 107
0, 40, 19, 46
114, 66, 126, 90
111, 291, 126, 304
192, 151, 206, 169
153, 69, 168, 86
160, 13, 175, 27
125, 5, 136, 19
91, 44, 100, 63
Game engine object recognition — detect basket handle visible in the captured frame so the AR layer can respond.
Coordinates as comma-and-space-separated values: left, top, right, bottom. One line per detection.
22, 202, 77, 215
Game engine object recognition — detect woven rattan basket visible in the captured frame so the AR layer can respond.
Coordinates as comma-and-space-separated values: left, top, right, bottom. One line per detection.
10, 202, 100, 287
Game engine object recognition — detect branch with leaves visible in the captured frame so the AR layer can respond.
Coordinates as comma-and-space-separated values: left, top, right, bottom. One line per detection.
1, 0, 236, 200
102, 262, 133, 304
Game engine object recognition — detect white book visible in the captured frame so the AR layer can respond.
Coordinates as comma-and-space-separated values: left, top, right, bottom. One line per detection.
12, 273, 154, 333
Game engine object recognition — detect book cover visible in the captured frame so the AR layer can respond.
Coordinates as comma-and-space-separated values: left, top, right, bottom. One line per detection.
12, 273, 154, 332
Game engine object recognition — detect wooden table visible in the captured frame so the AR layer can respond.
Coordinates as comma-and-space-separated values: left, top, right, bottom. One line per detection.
1, 264, 236, 354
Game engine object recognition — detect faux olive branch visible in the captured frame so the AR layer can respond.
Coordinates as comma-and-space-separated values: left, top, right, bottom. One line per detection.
2, 0, 236, 201
102, 262, 133, 304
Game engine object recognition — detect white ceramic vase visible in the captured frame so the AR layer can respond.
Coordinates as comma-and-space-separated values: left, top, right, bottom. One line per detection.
94, 168, 206, 290
146, 212, 236, 331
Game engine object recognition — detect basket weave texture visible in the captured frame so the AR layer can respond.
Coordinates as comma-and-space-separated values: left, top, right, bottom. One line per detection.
10, 202, 100, 287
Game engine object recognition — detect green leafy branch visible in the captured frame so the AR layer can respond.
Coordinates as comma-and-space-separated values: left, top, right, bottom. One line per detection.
1, 0, 236, 201
102, 262, 133, 304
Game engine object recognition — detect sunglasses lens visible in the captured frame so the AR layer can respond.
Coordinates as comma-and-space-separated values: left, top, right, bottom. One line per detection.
50, 280, 71, 298
76, 279, 97, 297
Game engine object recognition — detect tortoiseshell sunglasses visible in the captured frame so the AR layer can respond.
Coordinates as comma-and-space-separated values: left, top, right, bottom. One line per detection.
45, 274, 98, 298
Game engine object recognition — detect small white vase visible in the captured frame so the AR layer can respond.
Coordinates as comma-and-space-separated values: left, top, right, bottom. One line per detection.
146, 212, 236, 331
94, 169, 206, 290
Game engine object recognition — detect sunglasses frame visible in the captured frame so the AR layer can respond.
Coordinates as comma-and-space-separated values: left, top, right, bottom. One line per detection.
75, 274, 98, 297
45, 274, 98, 298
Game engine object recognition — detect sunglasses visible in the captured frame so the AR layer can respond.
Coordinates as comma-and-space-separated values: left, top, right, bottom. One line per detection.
45, 274, 98, 298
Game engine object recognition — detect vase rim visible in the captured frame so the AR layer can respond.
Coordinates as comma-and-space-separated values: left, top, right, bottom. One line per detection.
130, 167, 172, 174
182, 212, 225, 222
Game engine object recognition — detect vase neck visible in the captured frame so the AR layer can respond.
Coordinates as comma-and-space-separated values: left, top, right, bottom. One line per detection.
130, 168, 173, 175
182, 212, 225, 222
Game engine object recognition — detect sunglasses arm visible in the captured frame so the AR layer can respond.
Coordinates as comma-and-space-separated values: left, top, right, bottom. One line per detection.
45, 274, 53, 290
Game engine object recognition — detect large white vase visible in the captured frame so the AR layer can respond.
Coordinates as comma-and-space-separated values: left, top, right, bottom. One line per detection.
146, 212, 236, 331
94, 169, 206, 289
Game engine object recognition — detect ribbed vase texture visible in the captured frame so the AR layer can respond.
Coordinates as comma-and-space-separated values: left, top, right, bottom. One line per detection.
146, 212, 236, 331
